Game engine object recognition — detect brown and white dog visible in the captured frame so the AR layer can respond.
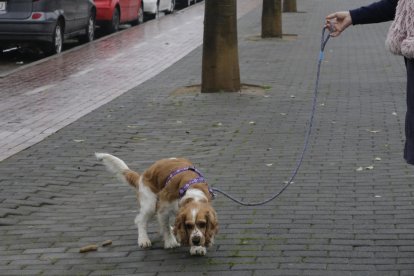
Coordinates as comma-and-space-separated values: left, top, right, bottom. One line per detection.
95, 153, 218, 256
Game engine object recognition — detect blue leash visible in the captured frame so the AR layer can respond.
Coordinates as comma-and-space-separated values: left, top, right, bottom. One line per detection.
211, 25, 333, 206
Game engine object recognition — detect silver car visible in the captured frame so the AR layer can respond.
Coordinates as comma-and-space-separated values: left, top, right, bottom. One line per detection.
0, 0, 96, 55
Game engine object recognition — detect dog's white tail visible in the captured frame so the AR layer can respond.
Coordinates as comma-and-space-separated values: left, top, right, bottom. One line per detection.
95, 153, 140, 188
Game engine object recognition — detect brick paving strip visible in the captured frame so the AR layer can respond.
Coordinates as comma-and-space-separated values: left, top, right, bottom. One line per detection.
0, 0, 261, 162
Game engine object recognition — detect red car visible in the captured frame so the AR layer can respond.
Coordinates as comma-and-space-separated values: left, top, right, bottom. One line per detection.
95, 0, 143, 33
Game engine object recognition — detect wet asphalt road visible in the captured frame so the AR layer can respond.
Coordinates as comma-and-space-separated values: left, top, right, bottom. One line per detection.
0, 7, 188, 77
0, 29, 112, 76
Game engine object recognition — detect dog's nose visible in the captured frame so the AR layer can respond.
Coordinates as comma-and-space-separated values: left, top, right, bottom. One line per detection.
192, 236, 201, 246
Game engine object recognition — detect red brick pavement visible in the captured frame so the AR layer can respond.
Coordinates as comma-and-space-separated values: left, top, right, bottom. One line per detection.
0, 0, 260, 161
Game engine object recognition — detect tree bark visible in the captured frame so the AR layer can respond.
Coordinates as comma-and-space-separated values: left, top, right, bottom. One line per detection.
283, 0, 297, 12
261, 0, 282, 38
201, 0, 240, 93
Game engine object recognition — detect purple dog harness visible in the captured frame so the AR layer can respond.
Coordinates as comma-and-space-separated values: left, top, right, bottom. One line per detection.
164, 166, 215, 198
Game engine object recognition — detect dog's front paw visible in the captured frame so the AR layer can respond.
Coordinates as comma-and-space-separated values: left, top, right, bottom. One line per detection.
138, 237, 152, 248
190, 246, 207, 256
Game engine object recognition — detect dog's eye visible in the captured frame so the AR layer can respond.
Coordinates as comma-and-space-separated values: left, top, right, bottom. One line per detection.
185, 223, 194, 230
197, 222, 206, 228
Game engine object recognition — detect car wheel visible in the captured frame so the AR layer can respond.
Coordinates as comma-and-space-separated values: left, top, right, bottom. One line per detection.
79, 12, 95, 43
144, 13, 155, 21
44, 20, 63, 55
165, 0, 175, 14
155, 2, 160, 19
144, 2, 158, 21
104, 7, 120, 33
132, 5, 144, 25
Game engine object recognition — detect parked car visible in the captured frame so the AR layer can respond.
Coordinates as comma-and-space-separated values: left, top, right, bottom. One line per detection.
176, 0, 200, 8
143, 0, 174, 20
0, 0, 96, 55
94, 0, 143, 33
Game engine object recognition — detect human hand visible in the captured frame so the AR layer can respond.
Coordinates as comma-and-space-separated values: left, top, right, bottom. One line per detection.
325, 11, 352, 37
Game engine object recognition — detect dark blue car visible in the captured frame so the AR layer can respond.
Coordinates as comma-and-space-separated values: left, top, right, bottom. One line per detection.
0, 0, 96, 55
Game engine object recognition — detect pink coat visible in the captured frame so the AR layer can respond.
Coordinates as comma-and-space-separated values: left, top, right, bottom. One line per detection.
386, 0, 414, 58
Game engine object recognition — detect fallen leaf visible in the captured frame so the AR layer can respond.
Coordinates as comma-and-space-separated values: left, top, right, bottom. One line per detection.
367, 129, 381, 133
73, 139, 84, 143
365, 165, 374, 170
79, 244, 98, 253
102, 240, 112, 247
374, 157, 382, 161
356, 167, 363, 172
265, 163, 273, 167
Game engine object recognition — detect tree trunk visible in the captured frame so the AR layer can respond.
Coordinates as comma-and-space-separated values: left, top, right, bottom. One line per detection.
283, 0, 297, 12
261, 0, 282, 38
201, 0, 240, 93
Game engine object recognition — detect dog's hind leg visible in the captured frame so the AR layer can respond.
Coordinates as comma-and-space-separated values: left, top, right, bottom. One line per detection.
135, 178, 157, 248
135, 210, 153, 248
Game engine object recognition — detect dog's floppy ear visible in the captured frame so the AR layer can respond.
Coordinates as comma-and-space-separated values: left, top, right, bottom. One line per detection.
205, 209, 218, 247
174, 212, 189, 246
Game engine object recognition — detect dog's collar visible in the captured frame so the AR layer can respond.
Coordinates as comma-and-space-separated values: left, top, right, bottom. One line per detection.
165, 166, 215, 199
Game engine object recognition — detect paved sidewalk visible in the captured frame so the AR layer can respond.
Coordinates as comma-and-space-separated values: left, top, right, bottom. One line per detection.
1, 0, 414, 275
